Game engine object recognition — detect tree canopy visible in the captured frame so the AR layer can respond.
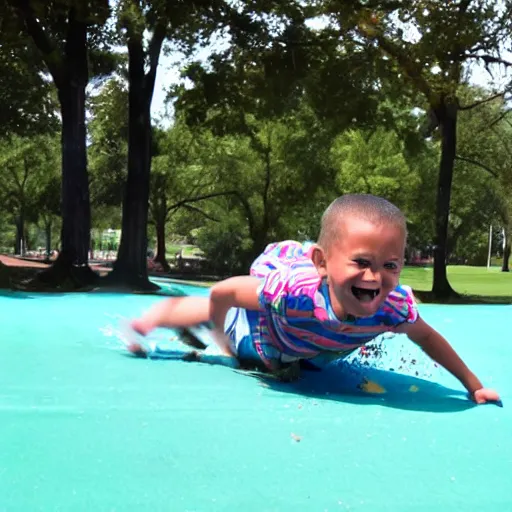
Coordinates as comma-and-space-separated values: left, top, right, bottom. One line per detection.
1, 0, 511, 294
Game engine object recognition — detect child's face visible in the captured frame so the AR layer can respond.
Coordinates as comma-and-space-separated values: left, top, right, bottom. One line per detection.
315, 218, 405, 319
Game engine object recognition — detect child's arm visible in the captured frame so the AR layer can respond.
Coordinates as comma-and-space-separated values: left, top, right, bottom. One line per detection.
131, 296, 211, 335
131, 277, 263, 357
398, 318, 501, 404
208, 276, 263, 355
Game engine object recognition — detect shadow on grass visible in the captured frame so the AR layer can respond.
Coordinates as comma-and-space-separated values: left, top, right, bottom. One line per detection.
413, 289, 512, 305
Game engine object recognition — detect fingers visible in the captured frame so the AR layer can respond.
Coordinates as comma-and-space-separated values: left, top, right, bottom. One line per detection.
472, 389, 503, 407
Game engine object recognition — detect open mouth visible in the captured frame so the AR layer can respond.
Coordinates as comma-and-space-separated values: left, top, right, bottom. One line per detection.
351, 286, 380, 303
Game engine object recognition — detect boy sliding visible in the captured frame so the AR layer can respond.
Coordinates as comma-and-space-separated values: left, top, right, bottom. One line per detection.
129, 194, 501, 405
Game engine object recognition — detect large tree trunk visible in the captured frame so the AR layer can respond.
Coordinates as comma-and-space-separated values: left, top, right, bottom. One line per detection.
24, 226, 31, 252
36, 82, 96, 287
245, 228, 270, 272
502, 229, 510, 272
45, 219, 52, 261
26, 14, 96, 290
57, 83, 90, 265
15, 211, 24, 255
432, 100, 458, 299
153, 214, 170, 272
107, 35, 158, 290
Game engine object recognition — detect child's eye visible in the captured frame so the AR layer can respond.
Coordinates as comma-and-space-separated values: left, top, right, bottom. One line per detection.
384, 262, 399, 270
354, 258, 370, 268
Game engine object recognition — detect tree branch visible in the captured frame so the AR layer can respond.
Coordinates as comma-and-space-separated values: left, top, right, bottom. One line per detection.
459, 92, 505, 110
163, 189, 256, 239
457, 0, 473, 14
490, 125, 512, 159
145, 23, 167, 95
15, 0, 63, 85
488, 108, 512, 129
464, 53, 512, 67
356, 23, 433, 101
455, 155, 498, 177
22, 155, 30, 189
6, 162, 21, 190
182, 204, 219, 222
165, 191, 240, 215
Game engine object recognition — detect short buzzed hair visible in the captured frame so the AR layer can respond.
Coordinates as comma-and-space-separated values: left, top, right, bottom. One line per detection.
317, 194, 407, 251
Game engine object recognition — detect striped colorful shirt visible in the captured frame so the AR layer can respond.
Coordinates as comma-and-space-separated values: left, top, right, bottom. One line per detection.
241, 240, 418, 370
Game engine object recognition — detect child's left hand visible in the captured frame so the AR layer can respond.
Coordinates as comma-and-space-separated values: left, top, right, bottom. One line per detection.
472, 388, 503, 406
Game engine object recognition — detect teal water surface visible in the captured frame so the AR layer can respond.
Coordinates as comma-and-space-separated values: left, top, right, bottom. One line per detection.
0, 283, 510, 511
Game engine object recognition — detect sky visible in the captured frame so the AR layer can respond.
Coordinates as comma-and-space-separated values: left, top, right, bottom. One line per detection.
150, 52, 185, 123
150, 35, 229, 125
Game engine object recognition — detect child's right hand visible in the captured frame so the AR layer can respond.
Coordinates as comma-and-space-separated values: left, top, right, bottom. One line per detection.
473, 388, 503, 407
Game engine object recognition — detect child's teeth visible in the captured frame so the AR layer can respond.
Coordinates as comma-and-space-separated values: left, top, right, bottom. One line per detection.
352, 287, 379, 302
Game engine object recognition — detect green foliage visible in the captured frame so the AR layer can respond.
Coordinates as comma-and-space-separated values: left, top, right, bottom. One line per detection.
5, 0, 120, 273
0, 1, 59, 136
88, 78, 129, 208
0, 133, 61, 252
4, 0, 512, 284
164, 102, 335, 269
450, 88, 512, 264
0, 134, 60, 217
330, 126, 437, 248
331, 128, 415, 199
173, 16, 385, 136
0, 216, 15, 252
336, 0, 512, 294
195, 214, 250, 275
350, 1, 512, 103
8, 0, 113, 85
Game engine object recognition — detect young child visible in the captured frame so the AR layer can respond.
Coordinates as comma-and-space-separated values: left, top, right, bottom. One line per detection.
127, 194, 501, 405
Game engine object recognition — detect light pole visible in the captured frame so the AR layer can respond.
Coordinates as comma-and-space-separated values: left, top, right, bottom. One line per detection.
487, 225, 493, 269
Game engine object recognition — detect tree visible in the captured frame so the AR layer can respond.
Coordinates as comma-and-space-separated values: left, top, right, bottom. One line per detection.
455, 88, 512, 270
0, 134, 60, 256
225, 1, 512, 294
0, 1, 59, 136
172, 2, 431, 268
10, 0, 114, 287
346, 1, 512, 296
174, 20, 354, 263
331, 128, 420, 204
107, 0, 231, 289
179, 105, 336, 271
34, 174, 62, 260
149, 123, 232, 271
88, 77, 129, 211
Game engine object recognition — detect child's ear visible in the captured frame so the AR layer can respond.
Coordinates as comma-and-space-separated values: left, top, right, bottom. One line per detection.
311, 245, 328, 277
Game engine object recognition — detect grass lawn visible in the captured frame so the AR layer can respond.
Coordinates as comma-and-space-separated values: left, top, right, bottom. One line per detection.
401, 265, 512, 304
165, 263, 511, 304
165, 245, 201, 258
160, 246, 510, 302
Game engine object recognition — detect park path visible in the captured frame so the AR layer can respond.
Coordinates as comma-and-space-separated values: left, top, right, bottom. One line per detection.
0, 255, 48, 268
0, 255, 112, 274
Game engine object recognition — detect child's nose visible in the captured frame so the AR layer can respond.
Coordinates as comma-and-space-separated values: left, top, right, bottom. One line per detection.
363, 267, 380, 282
